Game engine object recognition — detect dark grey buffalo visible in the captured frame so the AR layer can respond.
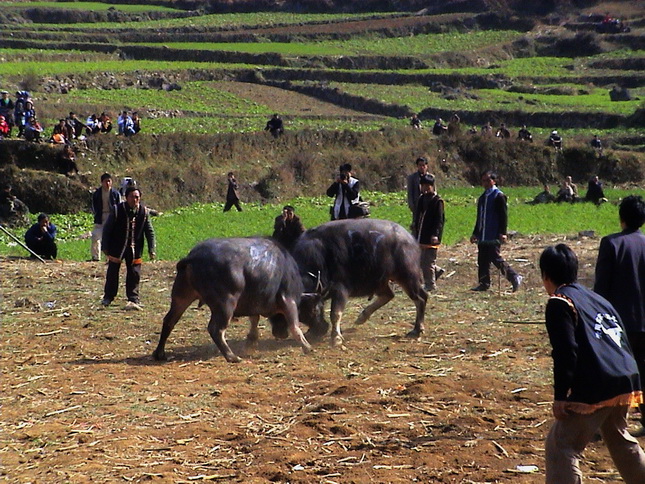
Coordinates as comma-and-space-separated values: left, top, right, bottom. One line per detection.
292, 218, 427, 346
153, 238, 312, 363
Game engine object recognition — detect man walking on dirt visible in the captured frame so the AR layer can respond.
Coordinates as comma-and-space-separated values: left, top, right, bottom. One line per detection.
101, 186, 155, 309
540, 244, 645, 484
594, 195, 645, 437
470, 170, 522, 292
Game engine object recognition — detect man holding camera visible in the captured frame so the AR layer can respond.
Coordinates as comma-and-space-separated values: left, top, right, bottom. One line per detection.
327, 163, 360, 221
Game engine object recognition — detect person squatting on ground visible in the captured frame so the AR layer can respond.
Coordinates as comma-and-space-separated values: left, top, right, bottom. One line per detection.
594, 195, 645, 437
585, 175, 607, 204
223, 172, 242, 212
470, 171, 522, 292
272, 205, 305, 251
24, 213, 57, 260
327, 163, 360, 221
101, 186, 156, 308
540, 243, 645, 484
412, 174, 445, 292
91, 173, 121, 262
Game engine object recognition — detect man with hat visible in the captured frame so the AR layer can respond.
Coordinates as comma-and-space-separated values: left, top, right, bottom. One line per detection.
413, 173, 445, 291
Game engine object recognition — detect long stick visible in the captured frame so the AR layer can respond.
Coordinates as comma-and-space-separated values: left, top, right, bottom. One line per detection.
0, 223, 46, 263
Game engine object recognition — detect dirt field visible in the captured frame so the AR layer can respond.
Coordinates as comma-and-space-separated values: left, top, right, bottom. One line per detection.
1, 235, 641, 483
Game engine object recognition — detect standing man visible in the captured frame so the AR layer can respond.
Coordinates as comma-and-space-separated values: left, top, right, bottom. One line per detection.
413, 174, 445, 291
91, 173, 121, 261
223, 172, 242, 212
470, 170, 522, 292
24, 213, 57, 260
327, 163, 359, 221
595, 195, 645, 436
540, 244, 645, 483
272, 205, 305, 250
406, 156, 429, 215
101, 186, 155, 308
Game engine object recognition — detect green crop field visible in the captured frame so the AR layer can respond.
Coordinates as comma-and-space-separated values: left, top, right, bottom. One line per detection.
3, 1, 180, 12
148, 31, 523, 57
330, 82, 642, 116
3, 188, 643, 261
8, 11, 401, 31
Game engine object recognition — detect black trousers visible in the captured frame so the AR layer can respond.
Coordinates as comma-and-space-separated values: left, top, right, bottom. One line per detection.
477, 242, 517, 288
223, 200, 242, 212
27, 239, 57, 259
104, 249, 141, 303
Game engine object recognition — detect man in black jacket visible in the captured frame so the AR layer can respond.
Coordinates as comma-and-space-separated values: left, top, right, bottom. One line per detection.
101, 186, 155, 309
413, 174, 445, 291
272, 205, 305, 251
540, 244, 645, 483
595, 195, 645, 435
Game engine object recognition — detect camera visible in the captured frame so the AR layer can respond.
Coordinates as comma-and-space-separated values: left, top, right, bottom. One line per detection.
339, 173, 348, 181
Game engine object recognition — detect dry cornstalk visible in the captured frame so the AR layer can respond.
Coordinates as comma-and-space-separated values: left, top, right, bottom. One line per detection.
45, 404, 82, 417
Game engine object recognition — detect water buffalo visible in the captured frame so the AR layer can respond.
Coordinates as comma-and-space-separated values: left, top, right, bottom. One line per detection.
153, 238, 313, 363
292, 218, 427, 346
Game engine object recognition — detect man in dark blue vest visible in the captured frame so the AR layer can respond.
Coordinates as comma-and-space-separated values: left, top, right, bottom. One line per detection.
470, 170, 521, 292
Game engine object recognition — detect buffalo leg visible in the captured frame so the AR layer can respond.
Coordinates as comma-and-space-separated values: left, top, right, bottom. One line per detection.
329, 292, 349, 347
282, 297, 312, 354
400, 278, 428, 338
152, 297, 195, 360
244, 315, 261, 355
354, 284, 395, 326
207, 302, 241, 363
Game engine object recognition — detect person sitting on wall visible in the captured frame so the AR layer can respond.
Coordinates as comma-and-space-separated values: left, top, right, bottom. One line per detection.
590, 134, 603, 156
432, 118, 448, 135
496, 123, 511, 139
0, 115, 9, 139
549, 130, 563, 151
25, 213, 58, 260
518, 125, 533, 142
24, 116, 44, 143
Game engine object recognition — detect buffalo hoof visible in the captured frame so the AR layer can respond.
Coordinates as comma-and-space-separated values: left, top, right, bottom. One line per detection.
301, 344, 313, 354
330, 334, 344, 347
224, 354, 243, 363
152, 349, 166, 361
405, 329, 423, 339
353, 313, 368, 325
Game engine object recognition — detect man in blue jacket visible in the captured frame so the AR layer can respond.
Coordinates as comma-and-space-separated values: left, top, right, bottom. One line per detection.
540, 244, 645, 483
470, 170, 522, 292
595, 195, 645, 436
